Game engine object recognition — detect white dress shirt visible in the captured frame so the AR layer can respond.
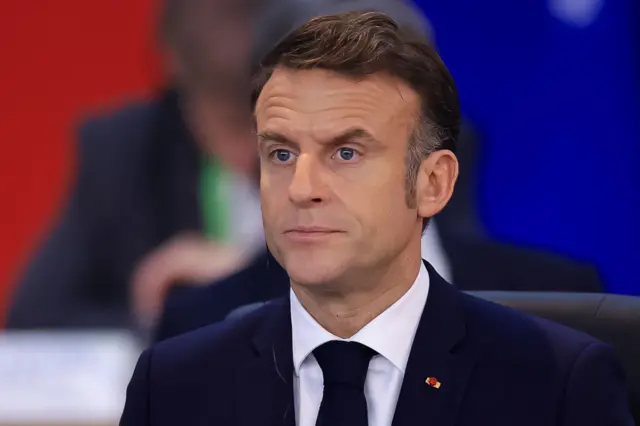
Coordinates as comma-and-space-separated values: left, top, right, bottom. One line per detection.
290, 262, 430, 426
421, 221, 453, 284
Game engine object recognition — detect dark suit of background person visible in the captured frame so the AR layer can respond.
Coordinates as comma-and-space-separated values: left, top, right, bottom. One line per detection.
4, 0, 268, 330
5, 91, 200, 329
153, 0, 603, 343
5, 0, 601, 333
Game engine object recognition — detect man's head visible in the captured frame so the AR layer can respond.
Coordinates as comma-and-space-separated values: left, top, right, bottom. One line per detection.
253, 11, 460, 288
159, 0, 263, 96
251, 0, 437, 70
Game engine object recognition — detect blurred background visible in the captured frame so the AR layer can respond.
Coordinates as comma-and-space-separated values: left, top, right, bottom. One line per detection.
0, 0, 638, 424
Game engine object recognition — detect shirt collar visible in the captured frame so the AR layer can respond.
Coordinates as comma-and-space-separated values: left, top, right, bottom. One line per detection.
290, 261, 430, 375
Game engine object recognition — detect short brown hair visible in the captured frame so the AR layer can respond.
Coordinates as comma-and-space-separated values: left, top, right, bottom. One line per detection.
251, 11, 460, 229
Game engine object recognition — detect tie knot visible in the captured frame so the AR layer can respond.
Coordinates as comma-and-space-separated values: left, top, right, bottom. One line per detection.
313, 341, 376, 390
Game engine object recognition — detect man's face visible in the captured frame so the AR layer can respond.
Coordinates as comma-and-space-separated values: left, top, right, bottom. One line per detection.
255, 68, 425, 287
173, 0, 258, 91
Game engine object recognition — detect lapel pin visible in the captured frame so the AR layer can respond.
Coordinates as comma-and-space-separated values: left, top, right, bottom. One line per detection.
425, 377, 441, 389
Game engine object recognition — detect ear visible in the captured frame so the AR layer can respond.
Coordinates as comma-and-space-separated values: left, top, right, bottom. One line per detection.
415, 150, 459, 219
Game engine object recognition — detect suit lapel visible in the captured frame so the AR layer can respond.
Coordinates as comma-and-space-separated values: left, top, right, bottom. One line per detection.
392, 261, 476, 426
235, 298, 296, 426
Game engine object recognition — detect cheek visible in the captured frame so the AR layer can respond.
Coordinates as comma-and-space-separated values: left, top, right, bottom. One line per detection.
260, 174, 287, 225
353, 155, 406, 192
259, 185, 275, 221
333, 161, 409, 228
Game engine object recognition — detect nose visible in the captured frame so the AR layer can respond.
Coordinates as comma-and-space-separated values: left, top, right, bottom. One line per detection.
288, 153, 329, 207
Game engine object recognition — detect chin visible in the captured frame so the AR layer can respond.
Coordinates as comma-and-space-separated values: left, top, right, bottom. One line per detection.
281, 251, 349, 287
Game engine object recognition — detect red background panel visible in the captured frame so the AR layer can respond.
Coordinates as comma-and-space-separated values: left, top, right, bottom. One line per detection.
0, 0, 161, 320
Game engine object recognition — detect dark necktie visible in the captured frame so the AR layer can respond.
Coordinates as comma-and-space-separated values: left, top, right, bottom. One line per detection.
313, 341, 376, 426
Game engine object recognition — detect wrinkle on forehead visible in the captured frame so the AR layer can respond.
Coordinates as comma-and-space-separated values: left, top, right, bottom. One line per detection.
255, 68, 420, 139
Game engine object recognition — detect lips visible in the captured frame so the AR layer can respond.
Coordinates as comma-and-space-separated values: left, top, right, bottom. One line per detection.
285, 226, 338, 233
283, 227, 343, 242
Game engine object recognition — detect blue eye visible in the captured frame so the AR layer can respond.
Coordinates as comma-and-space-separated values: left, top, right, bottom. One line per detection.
272, 149, 293, 163
336, 148, 357, 161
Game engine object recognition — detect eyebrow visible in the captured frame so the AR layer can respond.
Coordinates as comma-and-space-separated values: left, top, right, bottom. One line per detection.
257, 128, 380, 148
257, 131, 291, 146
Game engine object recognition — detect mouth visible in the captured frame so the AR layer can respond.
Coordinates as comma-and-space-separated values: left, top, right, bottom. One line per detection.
283, 227, 344, 242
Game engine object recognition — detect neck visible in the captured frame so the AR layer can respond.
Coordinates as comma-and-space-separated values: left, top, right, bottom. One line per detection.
292, 246, 423, 339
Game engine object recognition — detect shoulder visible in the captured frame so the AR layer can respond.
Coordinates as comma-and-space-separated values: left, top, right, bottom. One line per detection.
154, 284, 237, 342
457, 237, 602, 292
63, 98, 164, 217
123, 299, 287, 422
459, 291, 606, 372
455, 292, 631, 421
74, 96, 167, 172
78, 98, 160, 145
154, 253, 290, 342
149, 299, 281, 377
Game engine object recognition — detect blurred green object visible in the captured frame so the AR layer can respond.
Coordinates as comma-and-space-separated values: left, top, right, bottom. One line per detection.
200, 156, 230, 242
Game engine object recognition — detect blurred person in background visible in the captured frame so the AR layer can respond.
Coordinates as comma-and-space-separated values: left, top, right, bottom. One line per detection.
5, 0, 604, 335
6, 0, 269, 331
154, 0, 605, 342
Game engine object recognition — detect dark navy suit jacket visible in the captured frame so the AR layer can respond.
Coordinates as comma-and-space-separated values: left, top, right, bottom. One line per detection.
121, 263, 633, 425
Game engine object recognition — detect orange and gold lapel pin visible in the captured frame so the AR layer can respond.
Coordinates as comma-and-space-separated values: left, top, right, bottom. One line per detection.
425, 377, 441, 389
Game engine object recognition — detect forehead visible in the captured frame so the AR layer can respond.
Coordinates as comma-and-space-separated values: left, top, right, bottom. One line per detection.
255, 68, 420, 138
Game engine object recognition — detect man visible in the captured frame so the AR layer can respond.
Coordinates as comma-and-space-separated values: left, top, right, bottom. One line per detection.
153, 0, 602, 342
5, 0, 267, 330
121, 11, 632, 425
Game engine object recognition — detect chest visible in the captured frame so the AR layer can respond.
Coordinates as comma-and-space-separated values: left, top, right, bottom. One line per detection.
293, 356, 561, 426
